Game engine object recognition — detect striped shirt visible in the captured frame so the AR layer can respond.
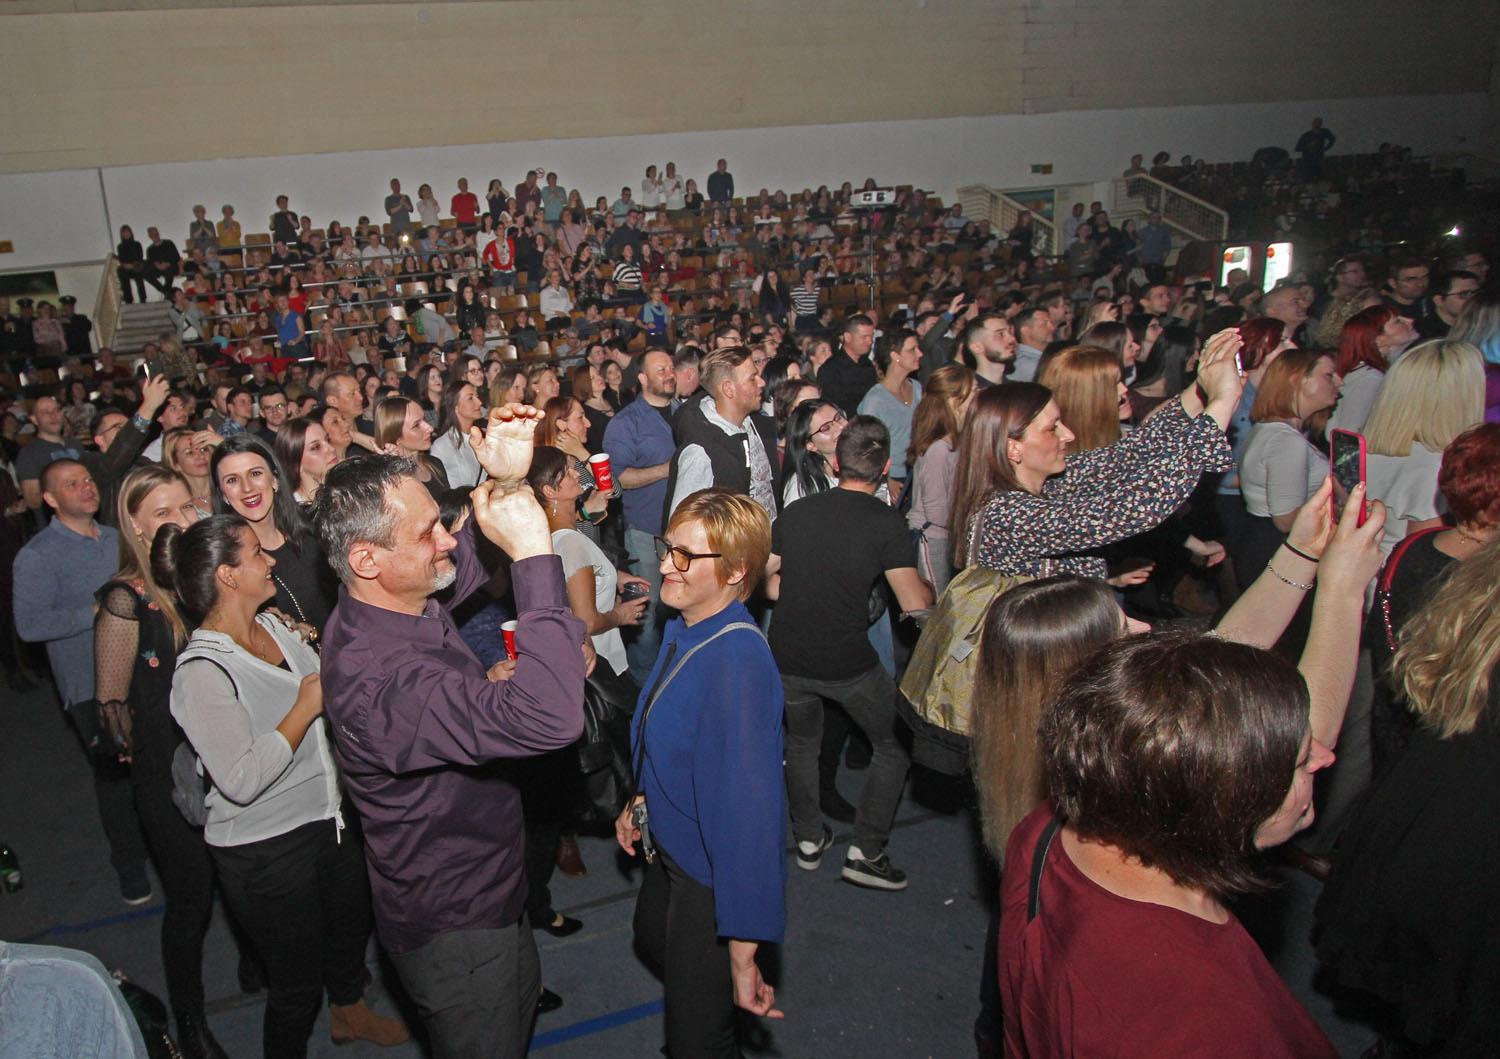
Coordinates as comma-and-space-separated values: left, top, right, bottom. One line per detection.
613, 261, 643, 292
791, 284, 820, 317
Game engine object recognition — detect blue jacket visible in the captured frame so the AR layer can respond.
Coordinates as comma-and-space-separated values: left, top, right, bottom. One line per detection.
633, 601, 787, 942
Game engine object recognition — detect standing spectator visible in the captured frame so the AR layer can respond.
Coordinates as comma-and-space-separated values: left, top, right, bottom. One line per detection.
816, 314, 877, 416
1418, 270, 1482, 340
604, 350, 679, 681
768, 418, 934, 890
1329, 305, 1417, 435
269, 195, 298, 246
117, 225, 149, 303
15, 393, 85, 514
665, 346, 780, 521
1010, 306, 1055, 384
187, 205, 215, 253
58, 295, 94, 360
314, 424, 588, 1059
1295, 116, 1336, 178
907, 364, 976, 594
157, 515, 409, 1056
451, 178, 481, 231
1134, 210, 1173, 280
615, 489, 785, 1058
707, 158, 734, 204
640, 165, 665, 210
144, 227, 181, 299
216, 204, 241, 249
14, 459, 149, 903
384, 178, 414, 239
540, 172, 568, 227
858, 329, 923, 498
415, 183, 441, 228
1382, 257, 1430, 325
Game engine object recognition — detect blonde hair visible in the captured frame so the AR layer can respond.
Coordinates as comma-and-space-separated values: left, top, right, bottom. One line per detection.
667, 488, 770, 601
1361, 340, 1484, 457
1392, 533, 1500, 738
114, 465, 190, 646
1037, 345, 1122, 453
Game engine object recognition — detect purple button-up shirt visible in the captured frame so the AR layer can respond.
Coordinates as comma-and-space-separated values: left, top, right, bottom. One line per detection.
320, 523, 586, 955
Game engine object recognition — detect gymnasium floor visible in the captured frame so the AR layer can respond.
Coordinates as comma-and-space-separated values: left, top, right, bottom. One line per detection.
0, 680, 1380, 1057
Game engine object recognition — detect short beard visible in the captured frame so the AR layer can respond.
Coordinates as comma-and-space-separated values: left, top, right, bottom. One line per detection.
432, 564, 457, 593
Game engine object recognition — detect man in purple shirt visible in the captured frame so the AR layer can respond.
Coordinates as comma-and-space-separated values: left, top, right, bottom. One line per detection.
314, 405, 587, 1059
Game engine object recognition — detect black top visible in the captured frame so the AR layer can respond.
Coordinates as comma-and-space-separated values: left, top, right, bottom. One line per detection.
1365, 531, 1456, 778
769, 487, 914, 681
117, 238, 145, 264
816, 352, 878, 417
95, 579, 182, 784
267, 535, 338, 632
1316, 691, 1500, 1054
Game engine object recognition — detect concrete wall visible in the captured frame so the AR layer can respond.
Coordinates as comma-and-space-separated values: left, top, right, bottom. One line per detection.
0, 0, 1494, 174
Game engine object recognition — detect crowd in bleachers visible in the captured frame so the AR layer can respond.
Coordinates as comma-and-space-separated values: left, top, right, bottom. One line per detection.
2, 144, 1500, 1059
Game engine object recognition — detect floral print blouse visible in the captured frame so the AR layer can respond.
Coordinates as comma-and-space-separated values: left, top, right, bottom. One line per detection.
969, 398, 1233, 580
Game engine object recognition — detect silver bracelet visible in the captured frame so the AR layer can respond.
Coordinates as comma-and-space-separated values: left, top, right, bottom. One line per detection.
1267, 561, 1314, 592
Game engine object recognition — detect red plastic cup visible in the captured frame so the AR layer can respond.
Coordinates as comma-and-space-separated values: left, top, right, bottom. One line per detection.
588, 452, 613, 492
501, 620, 518, 660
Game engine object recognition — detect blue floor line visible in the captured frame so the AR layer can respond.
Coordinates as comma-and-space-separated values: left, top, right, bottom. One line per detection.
531, 998, 665, 1050
22, 902, 166, 941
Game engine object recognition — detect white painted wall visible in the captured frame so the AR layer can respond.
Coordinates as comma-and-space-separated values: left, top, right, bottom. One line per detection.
0, 91, 1485, 275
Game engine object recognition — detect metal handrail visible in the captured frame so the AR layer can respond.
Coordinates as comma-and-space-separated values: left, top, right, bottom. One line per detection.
94, 254, 122, 351
956, 185, 1056, 256
1109, 174, 1227, 241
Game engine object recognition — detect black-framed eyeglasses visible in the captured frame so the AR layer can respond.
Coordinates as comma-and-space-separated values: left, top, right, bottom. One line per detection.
654, 536, 721, 572
813, 411, 847, 436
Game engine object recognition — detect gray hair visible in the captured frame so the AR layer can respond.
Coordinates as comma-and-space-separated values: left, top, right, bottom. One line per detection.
310, 454, 418, 584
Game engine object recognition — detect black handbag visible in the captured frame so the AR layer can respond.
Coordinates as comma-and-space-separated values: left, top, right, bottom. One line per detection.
572, 674, 634, 830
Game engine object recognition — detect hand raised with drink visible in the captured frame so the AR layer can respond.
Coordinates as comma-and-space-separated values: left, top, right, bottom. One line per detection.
469, 403, 544, 487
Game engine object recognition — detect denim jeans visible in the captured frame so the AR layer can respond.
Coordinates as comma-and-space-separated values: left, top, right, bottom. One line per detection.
623, 527, 666, 684
781, 665, 910, 855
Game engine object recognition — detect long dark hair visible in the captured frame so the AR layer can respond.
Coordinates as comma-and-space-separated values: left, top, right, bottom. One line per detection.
151, 514, 251, 622
209, 433, 310, 551
783, 400, 839, 499
950, 383, 1052, 568
435, 380, 477, 440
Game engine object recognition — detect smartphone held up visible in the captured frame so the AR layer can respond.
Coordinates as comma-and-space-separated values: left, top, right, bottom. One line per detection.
1329, 429, 1368, 527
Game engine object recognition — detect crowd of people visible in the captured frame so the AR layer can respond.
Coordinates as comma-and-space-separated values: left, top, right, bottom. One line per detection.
3, 146, 1500, 1059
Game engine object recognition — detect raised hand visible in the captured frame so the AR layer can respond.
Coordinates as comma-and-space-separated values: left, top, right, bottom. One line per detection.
469, 479, 552, 561
469, 402, 544, 486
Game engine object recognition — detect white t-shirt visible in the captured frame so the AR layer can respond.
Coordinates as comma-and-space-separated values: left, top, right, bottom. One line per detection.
551, 527, 627, 677
1366, 443, 1445, 557
1240, 421, 1328, 518
1328, 364, 1384, 436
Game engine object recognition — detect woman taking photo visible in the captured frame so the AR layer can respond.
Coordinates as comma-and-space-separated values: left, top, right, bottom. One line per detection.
907, 364, 976, 595
429, 378, 486, 488
857, 329, 923, 500
159, 515, 408, 1057
95, 466, 227, 1059
373, 395, 449, 499
952, 330, 1242, 579
1236, 348, 1344, 587
211, 434, 337, 631
273, 417, 341, 506
615, 489, 785, 1058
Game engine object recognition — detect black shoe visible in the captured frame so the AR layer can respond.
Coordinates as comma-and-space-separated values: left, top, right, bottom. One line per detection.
795, 824, 834, 871
820, 786, 857, 823
841, 848, 908, 891
176, 1009, 229, 1059
119, 865, 153, 906
536, 987, 563, 1014
539, 914, 583, 938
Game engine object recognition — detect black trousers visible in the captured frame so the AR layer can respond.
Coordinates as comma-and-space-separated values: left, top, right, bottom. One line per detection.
84, 740, 149, 880
211, 815, 371, 1059
633, 848, 741, 1059
134, 777, 215, 1015
117, 264, 149, 303
516, 748, 578, 926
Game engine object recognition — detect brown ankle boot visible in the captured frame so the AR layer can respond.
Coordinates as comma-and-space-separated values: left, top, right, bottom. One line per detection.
329, 998, 411, 1047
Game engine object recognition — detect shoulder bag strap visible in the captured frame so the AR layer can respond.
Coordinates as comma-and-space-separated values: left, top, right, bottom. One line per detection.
1379, 526, 1442, 653
630, 622, 761, 793
1026, 815, 1064, 924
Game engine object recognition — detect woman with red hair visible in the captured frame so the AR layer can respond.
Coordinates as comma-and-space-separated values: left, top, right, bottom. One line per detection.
1328, 305, 1418, 434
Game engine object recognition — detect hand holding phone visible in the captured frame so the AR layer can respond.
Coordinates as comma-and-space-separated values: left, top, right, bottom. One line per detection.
1329, 429, 1368, 527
